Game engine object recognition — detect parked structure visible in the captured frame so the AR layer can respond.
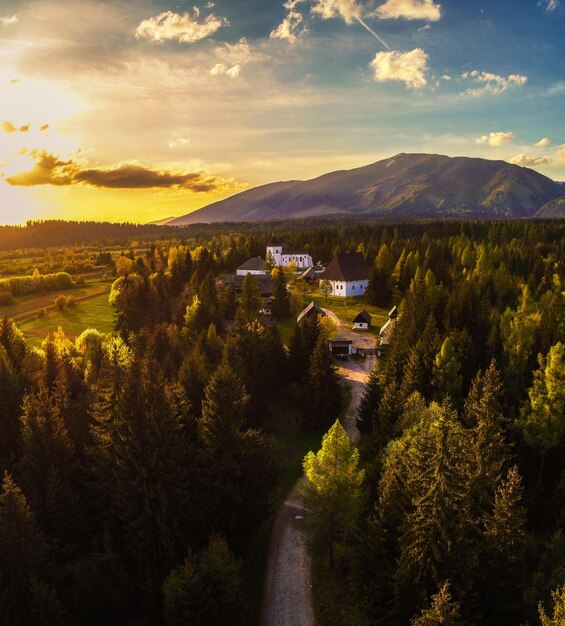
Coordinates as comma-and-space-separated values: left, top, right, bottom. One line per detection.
352, 309, 372, 330
328, 337, 353, 357
319, 252, 370, 297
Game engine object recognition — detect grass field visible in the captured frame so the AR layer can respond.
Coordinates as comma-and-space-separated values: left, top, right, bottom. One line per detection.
290, 287, 396, 334
19, 291, 115, 346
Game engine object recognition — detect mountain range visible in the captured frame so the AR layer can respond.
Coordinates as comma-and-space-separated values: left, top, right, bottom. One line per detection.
166, 153, 565, 225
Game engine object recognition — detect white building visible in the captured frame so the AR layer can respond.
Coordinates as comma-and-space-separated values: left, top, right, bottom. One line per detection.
266, 243, 313, 269
379, 306, 399, 346
319, 252, 370, 297
236, 257, 268, 276
352, 309, 372, 330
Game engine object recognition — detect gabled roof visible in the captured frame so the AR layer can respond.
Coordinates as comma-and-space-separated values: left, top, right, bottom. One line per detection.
297, 301, 327, 324
320, 252, 370, 282
237, 257, 266, 272
352, 309, 372, 324
388, 305, 399, 319
301, 267, 316, 279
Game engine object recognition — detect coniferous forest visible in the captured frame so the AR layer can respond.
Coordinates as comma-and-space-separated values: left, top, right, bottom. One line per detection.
0, 219, 564, 625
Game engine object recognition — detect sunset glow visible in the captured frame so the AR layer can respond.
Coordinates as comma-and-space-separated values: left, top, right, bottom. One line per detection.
1, 0, 564, 224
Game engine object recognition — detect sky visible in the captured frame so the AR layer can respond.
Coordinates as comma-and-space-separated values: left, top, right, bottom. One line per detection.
0, 0, 564, 224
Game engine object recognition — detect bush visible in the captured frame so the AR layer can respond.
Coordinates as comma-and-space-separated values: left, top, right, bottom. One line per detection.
75, 276, 86, 285
55, 295, 69, 310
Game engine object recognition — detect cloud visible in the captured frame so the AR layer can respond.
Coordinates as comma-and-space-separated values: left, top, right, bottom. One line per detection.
510, 154, 550, 167
0, 15, 17, 26
545, 81, 565, 96
5, 149, 237, 192
556, 145, 565, 164
535, 137, 551, 147
135, 8, 228, 44
311, 0, 363, 24
375, 0, 442, 21
476, 131, 515, 146
2, 120, 30, 133
541, 0, 559, 11
169, 135, 191, 149
271, 0, 309, 43
370, 48, 429, 89
475, 132, 515, 146
209, 38, 253, 78
460, 70, 527, 97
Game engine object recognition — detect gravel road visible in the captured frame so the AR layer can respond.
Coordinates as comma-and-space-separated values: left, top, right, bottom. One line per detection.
261, 317, 376, 625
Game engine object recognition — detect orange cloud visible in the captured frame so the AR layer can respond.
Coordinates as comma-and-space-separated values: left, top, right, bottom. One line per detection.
2, 120, 31, 133
5, 149, 240, 193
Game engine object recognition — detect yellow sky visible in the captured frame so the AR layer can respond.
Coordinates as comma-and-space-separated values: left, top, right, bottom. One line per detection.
1, 0, 563, 225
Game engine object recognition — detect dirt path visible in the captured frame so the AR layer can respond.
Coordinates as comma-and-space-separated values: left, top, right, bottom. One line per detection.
321, 307, 376, 351
261, 480, 316, 626
262, 307, 375, 624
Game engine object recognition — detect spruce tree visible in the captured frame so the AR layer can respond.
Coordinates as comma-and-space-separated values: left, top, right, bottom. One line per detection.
366, 266, 393, 307
356, 364, 383, 434
521, 342, 565, 487
236, 273, 262, 326
432, 336, 463, 404
305, 334, 342, 428
163, 536, 245, 626
0, 345, 22, 471
0, 472, 52, 625
271, 267, 290, 319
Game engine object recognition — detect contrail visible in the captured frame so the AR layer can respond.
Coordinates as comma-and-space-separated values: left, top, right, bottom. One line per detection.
355, 16, 391, 50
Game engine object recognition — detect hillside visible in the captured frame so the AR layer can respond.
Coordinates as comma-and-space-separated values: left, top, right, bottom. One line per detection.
169, 153, 565, 224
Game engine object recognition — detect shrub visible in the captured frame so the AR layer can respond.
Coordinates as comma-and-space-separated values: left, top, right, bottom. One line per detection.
75, 275, 86, 285
55, 295, 69, 310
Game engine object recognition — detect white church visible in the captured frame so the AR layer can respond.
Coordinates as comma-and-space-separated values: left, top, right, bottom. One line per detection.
266, 243, 313, 269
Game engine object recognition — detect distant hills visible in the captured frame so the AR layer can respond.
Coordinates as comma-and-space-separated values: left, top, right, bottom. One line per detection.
167, 153, 565, 225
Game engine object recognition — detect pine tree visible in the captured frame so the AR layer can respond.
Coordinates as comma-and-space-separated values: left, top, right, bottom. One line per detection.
271, 267, 290, 319
305, 334, 342, 428
356, 365, 383, 434
432, 336, 462, 404
163, 536, 245, 626
236, 273, 262, 326
303, 420, 365, 568
394, 404, 468, 620
0, 472, 52, 624
366, 266, 393, 307
0, 345, 22, 471
410, 581, 462, 626
464, 362, 511, 513
198, 363, 249, 450
521, 342, 565, 487
374, 379, 402, 450
539, 584, 565, 626
478, 466, 527, 624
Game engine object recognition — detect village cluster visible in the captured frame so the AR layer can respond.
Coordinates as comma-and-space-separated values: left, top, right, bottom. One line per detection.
222, 243, 399, 358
